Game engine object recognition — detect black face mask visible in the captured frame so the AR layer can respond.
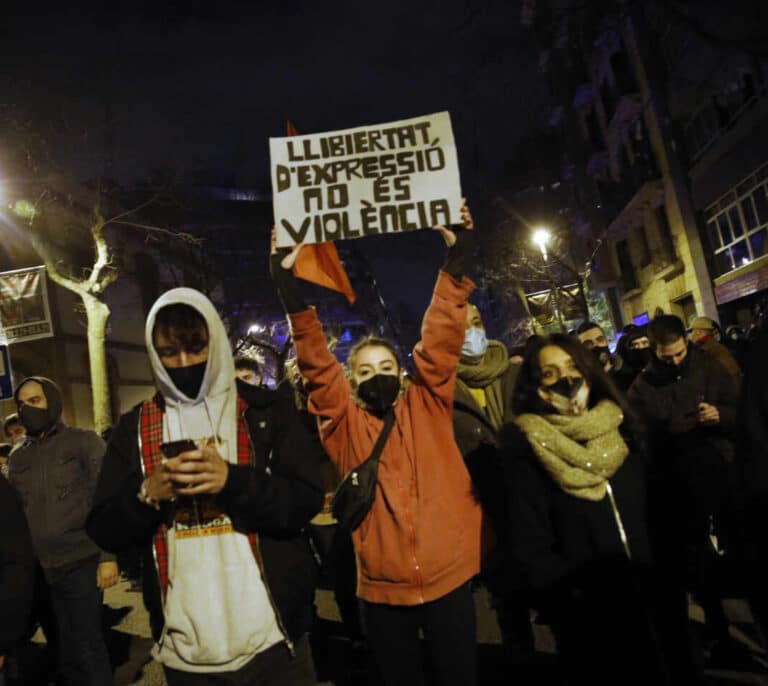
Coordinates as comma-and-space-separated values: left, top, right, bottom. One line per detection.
356, 374, 401, 413
591, 345, 610, 365
19, 404, 56, 437
547, 376, 584, 399
651, 347, 691, 382
624, 348, 652, 371
167, 361, 207, 399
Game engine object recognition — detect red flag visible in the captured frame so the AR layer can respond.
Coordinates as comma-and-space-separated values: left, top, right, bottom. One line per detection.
285, 121, 356, 304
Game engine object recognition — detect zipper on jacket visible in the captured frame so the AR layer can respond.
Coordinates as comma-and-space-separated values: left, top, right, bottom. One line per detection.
393, 429, 424, 603
242, 407, 295, 657
605, 481, 632, 560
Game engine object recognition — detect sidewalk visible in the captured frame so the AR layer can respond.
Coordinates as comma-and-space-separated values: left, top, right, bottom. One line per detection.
16, 580, 768, 685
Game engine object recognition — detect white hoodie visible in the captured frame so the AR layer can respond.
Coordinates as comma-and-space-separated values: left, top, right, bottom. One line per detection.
145, 288, 283, 673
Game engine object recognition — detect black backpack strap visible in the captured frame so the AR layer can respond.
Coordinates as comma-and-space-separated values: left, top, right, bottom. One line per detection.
367, 408, 396, 467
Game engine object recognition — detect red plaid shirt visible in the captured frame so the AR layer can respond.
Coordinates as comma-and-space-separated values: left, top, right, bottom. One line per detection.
139, 393, 262, 601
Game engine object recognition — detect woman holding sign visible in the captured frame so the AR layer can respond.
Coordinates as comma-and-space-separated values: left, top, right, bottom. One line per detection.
270, 202, 483, 686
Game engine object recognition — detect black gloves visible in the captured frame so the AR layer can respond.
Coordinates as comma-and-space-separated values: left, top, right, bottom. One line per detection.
269, 251, 308, 314
442, 227, 474, 281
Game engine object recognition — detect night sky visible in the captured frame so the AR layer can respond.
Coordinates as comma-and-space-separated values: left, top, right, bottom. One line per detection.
4, 1, 546, 190
3, 1, 549, 340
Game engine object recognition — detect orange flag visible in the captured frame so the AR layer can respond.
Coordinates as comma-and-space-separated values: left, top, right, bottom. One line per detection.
285, 120, 356, 304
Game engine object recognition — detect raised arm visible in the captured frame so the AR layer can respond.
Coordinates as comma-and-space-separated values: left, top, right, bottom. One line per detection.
269, 232, 357, 458
412, 205, 475, 405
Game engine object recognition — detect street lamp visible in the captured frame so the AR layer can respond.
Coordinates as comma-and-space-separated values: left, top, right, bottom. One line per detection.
532, 227, 551, 261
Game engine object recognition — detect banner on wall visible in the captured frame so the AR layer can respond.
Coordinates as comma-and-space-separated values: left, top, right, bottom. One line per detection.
270, 111, 463, 247
0, 266, 54, 343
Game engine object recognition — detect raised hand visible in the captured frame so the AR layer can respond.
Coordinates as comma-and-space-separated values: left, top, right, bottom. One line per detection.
271, 225, 304, 269
433, 197, 473, 247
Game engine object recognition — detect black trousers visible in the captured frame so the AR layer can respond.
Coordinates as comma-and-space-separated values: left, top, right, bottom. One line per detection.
362, 582, 477, 686
48, 559, 113, 686
163, 634, 316, 686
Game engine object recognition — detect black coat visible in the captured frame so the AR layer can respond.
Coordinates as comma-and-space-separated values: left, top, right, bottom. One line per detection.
740, 331, 768, 496
86, 380, 326, 643
499, 422, 683, 685
452, 364, 518, 534
0, 476, 35, 652
627, 347, 739, 468
500, 423, 652, 599
627, 347, 741, 555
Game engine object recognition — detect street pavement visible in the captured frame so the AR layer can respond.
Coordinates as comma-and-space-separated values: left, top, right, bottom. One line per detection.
16, 579, 768, 685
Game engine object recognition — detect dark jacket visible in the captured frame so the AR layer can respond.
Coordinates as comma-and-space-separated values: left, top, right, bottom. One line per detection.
452, 363, 518, 535
86, 380, 326, 643
8, 422, 111, 573
627, 347, 739, 483
500, 423, 652, 600
740, 330, 768, 496
0, 476, 35, 652
499, 423, 679, 685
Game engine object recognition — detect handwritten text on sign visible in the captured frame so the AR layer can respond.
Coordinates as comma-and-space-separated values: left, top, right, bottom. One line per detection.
270, 112, 462, 247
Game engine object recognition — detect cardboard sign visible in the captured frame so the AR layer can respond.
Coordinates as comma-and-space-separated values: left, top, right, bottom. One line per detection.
270, 112, 463, 247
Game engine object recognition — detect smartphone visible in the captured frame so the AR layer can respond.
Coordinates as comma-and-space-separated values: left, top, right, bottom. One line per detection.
160, 439, 197, 459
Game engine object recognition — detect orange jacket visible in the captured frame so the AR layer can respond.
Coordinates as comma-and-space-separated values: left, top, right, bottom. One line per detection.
290, 271, 483, 605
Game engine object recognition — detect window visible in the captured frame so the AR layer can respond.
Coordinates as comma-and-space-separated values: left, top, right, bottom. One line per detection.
706, 162, 768, 276
616, 240, 638, 291
636, 226, 651, 267
656, 205, 677, 262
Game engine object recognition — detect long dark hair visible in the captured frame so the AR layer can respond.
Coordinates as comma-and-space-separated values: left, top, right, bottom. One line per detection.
512, 333, 633, 420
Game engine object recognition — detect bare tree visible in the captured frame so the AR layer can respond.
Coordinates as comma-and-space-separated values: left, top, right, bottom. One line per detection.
15, 191, 202, 433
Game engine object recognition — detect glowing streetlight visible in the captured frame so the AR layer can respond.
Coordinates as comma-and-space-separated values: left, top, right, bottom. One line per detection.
247, 323, 265, 335
532, 227, 551, 261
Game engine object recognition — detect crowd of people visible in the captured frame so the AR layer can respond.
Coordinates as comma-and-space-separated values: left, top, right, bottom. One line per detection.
1, 207, 768, 686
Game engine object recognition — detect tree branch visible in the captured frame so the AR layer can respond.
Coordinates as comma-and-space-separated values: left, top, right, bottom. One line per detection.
109, 220, 204, 245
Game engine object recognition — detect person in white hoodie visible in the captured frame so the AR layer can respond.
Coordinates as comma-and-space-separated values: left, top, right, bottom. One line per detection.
87, 288, 326, 685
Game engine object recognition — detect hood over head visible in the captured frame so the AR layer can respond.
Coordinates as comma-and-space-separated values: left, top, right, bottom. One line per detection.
14, 376, 64, 436
145, 288, 238, 457
146, 288, 234, 405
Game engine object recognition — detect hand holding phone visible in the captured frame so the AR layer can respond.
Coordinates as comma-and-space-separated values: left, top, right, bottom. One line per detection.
163, 439, 229, 496
160, 439, 198, 459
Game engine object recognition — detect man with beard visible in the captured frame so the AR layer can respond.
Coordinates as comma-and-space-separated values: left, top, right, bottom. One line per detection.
627, 315, 752, 668
575, 321, 623, 375
87, 288, 326, 685
8, 377, 118, 686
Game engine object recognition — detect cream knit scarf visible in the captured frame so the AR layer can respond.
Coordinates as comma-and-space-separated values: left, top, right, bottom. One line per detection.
515, 400, 629, 501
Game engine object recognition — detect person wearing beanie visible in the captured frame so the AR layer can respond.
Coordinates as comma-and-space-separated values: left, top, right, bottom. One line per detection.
8, 376, 118, 686
689, 316, 742, 385
613, 326, 653, 391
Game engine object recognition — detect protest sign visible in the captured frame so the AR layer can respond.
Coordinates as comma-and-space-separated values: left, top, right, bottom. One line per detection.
0, 266, 54, 343
270, 112, 463, 247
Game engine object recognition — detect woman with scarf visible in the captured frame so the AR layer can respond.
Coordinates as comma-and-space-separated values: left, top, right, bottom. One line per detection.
500, 334, 692, 686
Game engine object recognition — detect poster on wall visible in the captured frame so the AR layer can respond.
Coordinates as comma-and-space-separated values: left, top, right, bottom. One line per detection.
0, 265, 54, 343
270, 111, 463, 247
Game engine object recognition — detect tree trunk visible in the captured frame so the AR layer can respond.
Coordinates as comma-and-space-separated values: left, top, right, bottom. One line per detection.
82, 293, 112, 434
